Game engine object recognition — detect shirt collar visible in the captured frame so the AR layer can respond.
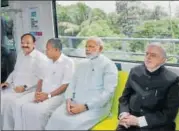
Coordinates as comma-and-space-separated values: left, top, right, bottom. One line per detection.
90, 54, 101, 61
28, 48, 37, 58
143, 63, 165, 76
53, 53, 65, 64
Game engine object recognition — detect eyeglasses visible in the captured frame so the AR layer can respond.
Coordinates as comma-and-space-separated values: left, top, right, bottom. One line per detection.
145, 52, 159, 58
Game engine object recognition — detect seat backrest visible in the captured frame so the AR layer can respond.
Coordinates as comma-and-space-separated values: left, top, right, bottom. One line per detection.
175, 111, 179, 130
110, 71, 129, 116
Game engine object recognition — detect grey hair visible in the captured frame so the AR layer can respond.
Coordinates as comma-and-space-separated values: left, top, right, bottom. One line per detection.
86, 37, 104, 47
47, 38, 62, 51
146, 42, 167, 58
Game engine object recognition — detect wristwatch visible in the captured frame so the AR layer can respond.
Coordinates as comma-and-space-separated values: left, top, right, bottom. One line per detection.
48, 94, 52, 99
24, 85, 28, 90
84, 104, 89, 110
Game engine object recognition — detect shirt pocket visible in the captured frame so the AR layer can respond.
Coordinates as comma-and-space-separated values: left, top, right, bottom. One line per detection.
52, 69, 64, 84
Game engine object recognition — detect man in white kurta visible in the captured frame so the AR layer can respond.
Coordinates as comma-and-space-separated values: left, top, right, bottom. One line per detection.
45, 37, 118, 130
2, 38, 74, 130
1, 33, 47, 129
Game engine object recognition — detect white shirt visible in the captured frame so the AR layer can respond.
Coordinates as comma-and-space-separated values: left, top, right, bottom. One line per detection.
41, 53, 74, 93
6, 49, 48, 89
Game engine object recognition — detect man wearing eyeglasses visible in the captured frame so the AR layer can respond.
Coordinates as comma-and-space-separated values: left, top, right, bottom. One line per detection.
117, 42, 179, 131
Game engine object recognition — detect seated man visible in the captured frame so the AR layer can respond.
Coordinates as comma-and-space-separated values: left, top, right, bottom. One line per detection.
3, 38, 74, 130
117, 42, 179, 131
1, 33, 47, 127
45, 37, 118, 130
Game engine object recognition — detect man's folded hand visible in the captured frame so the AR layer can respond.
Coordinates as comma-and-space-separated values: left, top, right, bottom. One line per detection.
14, 86, 25, 93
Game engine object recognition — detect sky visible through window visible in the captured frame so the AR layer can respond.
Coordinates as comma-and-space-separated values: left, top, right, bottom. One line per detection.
57, 1, 179, 16
56, 1, 179, 64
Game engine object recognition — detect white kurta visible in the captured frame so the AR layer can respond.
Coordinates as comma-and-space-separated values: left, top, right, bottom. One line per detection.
1, 49, 48, 129
45, 54, 118, 130
3, 53, 74, 130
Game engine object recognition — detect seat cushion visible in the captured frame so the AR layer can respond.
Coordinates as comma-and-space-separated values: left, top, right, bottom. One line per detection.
176, 112, 179, 130
92, 115, 118, 130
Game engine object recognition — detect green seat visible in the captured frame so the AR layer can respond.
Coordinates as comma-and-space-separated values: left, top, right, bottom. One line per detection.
91, 71, 129, 130
91, 71, 179, 130
176, 111, 179, 130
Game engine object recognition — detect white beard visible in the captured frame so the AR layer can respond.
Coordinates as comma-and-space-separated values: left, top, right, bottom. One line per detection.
86, 53, 99, 59
147, 63, 164, 72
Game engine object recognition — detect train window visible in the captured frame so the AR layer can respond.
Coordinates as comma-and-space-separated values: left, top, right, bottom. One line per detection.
55, 1, 179, 65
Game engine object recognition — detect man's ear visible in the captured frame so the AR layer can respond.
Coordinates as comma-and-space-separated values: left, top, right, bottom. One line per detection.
163, 58, 167, 63
99, 46, 103, 52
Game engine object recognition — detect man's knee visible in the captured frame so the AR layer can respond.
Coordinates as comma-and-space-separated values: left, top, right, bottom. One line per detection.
15, 99, 25, 109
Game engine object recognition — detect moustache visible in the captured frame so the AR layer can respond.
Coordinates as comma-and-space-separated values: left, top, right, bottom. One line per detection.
22, 46, 29, 49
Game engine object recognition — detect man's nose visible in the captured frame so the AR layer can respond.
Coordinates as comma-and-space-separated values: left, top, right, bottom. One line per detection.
146, 54, 151, 59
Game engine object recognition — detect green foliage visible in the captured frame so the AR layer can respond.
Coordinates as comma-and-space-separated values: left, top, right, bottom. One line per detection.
91, 8, 107, 21
56, 2, 179, 63
77, 20, 123, 51
77, 20, 115, 37
129, 19, 179, 52
56, 3, 91, 36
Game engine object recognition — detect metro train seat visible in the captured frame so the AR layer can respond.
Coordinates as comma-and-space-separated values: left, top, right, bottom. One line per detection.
91, 63, 179, 130
91, 70, 128, 130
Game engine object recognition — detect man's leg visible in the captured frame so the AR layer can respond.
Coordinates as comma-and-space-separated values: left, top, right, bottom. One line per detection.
45, 103, 67, 130
1, 86, 16, 114
1, 91, 21, 130
3, 92, 34, 130
116, 125, 142, 131
45, 102, 103, 130
1, 85, 36, 114
116, 125, 128, 131
21, 94, 64, 130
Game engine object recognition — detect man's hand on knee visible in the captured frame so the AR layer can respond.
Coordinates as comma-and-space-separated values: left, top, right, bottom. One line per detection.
70, 103, 87, 114
34, 92, 41, 103
119, 120, 130, 128
14, 86, 25, 93
1, 82, 9, 89
37, 92, 48, 102
66, 99, 73, 115
120, 115, 139, 128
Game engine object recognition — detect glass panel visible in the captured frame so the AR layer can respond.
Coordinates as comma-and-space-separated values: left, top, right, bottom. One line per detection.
55, 1, 179, 64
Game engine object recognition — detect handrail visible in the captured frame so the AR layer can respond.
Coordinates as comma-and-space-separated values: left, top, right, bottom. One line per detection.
60, 36, 179, 64
59, 36, 179, 43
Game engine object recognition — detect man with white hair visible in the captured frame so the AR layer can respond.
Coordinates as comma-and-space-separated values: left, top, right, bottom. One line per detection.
117, 42, 179, 131
45, 37, 118, 130
3, 38, 74, 130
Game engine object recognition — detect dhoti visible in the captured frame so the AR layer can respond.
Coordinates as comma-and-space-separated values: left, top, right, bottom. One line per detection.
3, 92, 64, 130
1, 86, 36, 129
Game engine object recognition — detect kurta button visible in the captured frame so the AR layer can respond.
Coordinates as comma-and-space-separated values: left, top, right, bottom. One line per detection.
142, 96, 145, 100
140, 109, 143, 112
146, 87, 149, 90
